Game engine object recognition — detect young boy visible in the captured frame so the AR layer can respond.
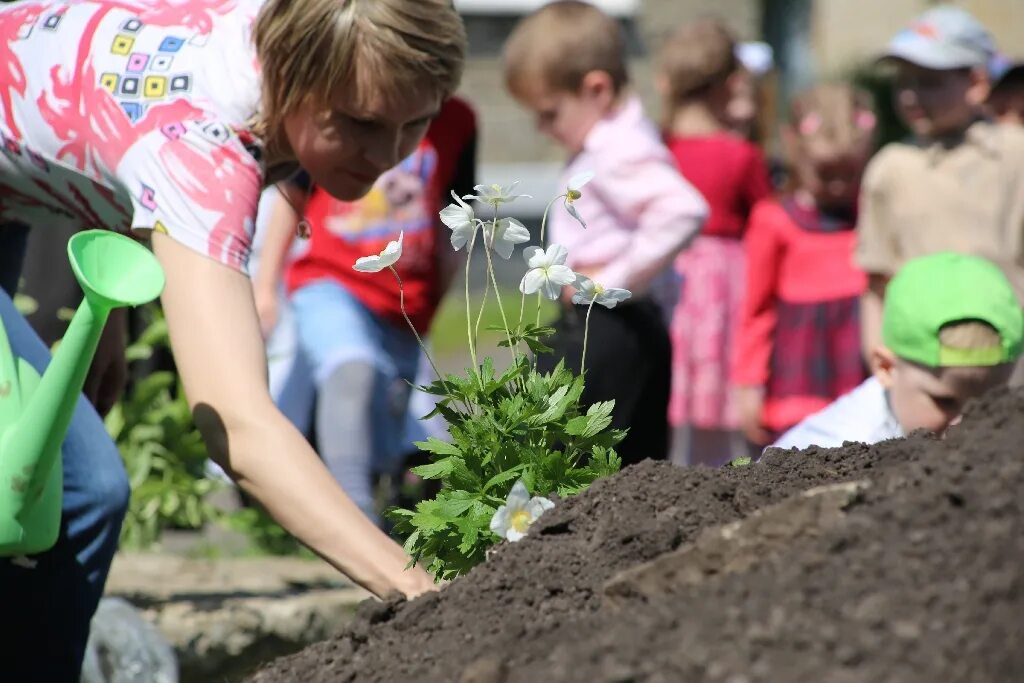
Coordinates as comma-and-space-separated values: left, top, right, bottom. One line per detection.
856, 5, 1024, 360
502, 0, 708, 465
773, 252, 1022, 450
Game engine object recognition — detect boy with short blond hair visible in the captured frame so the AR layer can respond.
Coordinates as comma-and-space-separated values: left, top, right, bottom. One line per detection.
503, 0, 708, 465
855, 6, 1024, 362
774, 252, 1023, 450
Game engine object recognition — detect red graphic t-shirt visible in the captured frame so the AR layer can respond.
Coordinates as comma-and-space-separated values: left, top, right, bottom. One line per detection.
286, 97, 477, 333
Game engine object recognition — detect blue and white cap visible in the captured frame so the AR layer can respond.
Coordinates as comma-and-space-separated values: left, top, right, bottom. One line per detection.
882, 5, 995, 70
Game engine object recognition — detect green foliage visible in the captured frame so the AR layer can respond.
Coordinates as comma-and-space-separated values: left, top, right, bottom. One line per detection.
223, 505, 315, 558
388, 352, 623, 581
106, 307, 223, 549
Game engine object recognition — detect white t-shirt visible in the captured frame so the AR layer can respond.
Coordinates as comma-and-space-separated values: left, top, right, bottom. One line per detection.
771, 377, 905, 451
0, 0, 266, 272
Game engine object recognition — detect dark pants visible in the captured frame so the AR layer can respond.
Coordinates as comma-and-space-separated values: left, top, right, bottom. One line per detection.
0, 222, 130, 682
537, 299, 671, 466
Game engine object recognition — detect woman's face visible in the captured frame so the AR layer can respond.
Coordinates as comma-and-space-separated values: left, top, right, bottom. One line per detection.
283, 86, 440, 201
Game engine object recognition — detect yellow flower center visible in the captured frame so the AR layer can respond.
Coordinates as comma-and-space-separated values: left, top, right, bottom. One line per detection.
593, 283, 605, 294
510, 509, 532, 533
566, 189, 582, 202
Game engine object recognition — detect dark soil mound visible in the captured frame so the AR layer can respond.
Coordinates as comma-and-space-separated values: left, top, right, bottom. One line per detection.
249, 388, 1024, 683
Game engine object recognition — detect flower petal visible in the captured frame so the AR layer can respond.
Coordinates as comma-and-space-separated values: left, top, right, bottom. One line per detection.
376, 231, 403, 268
492, 235, 516, 260
527, 496, 555, 520
489, 505, 510, 535
353, 255, 383, 272
506, 528, 527, 542
440, 204, 471, 230
503, 218, 531, 244
573, 274, 596, 296
450, 223, 475, 251
571, 290, 592, 305
565, 201, 587, 229
523, 245, 546, 268
597, 287, 632, 308
545, 243, 570, 266
546, 264, 577, 287
520, 269, 543, 295
506, 480, 531, 509
568, 170, 595, 190
540, 276, 562, 300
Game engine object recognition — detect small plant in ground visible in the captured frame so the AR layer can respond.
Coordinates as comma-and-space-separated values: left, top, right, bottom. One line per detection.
353, 176, 628, 580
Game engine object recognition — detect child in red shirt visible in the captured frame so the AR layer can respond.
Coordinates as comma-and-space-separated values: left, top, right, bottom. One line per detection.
733, 84, 875, 444
657, 19, 773, 466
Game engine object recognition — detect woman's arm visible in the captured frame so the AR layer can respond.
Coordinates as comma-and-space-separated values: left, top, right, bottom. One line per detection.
152, 231, 435, 599
251, 185, 303, 337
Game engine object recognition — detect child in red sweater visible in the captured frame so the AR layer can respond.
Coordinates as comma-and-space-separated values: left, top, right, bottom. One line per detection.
733, 84, 875, 445
657, 19, 773, 466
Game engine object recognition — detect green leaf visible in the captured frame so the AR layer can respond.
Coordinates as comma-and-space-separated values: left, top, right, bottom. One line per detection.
410, 457, 459, 480
483, 464, 528, 493
413, 437, 462, 458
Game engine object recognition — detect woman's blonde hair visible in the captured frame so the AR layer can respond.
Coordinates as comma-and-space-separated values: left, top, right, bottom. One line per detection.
253, 0, 466, 163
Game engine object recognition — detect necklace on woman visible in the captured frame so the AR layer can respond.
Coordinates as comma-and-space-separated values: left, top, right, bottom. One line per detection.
275, 181, 312, 239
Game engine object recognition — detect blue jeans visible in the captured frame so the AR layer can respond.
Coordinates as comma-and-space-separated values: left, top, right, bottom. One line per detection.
291, 280, 420, 520
0, 225, 130, 682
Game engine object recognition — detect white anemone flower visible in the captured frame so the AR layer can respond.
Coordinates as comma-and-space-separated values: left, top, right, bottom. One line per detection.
563, 171, 594, 229
571, 275, 632, 309
464, 181, 531, 207
484, 217, 531, 260
353, 231, 403, 272
519, 244, 576, 300
489, 480, 555, 542
439, 191, 477, 251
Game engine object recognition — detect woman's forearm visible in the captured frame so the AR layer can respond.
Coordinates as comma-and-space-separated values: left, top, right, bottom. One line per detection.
201, 400, 428, 598
152, 232, 433, 600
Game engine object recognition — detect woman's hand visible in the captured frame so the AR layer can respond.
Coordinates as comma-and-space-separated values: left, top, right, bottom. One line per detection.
152, 232, 437, 600
736, 385, 770, 446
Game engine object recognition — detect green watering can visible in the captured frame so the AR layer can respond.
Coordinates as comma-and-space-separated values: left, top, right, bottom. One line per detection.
0, 230, 165, 556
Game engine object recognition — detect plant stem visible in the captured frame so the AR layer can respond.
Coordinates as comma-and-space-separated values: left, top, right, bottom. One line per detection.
534, 196, 561, 329
388, 265, 474, 415
538, 195, 561, 250
473, 270, 491, 351
518, 289, 526, 329
581, 299, 596, 378
486, 214, 518, 362
464, 231, 480, 378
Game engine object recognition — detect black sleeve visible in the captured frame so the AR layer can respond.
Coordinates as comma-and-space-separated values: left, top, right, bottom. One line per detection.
448, 130, 478, 200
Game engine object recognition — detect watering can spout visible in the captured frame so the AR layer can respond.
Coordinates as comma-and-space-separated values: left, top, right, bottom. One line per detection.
0, 230, 164, 556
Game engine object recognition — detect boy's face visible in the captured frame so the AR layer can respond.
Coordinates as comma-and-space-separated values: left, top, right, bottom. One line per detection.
876, 350, 1013, 434
892, 63, 986, 139
284, 85, 440, 201
516, 72, 615, 154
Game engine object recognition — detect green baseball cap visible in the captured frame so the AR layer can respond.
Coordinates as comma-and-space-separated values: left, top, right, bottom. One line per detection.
883, 252, 1024, 367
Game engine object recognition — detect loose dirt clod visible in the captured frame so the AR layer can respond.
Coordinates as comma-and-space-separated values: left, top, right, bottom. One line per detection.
249, 388, 1024, 683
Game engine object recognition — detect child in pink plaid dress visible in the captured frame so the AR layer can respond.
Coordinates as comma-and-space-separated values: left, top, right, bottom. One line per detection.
657, 19, 772, 466
733, 84, 875, 446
